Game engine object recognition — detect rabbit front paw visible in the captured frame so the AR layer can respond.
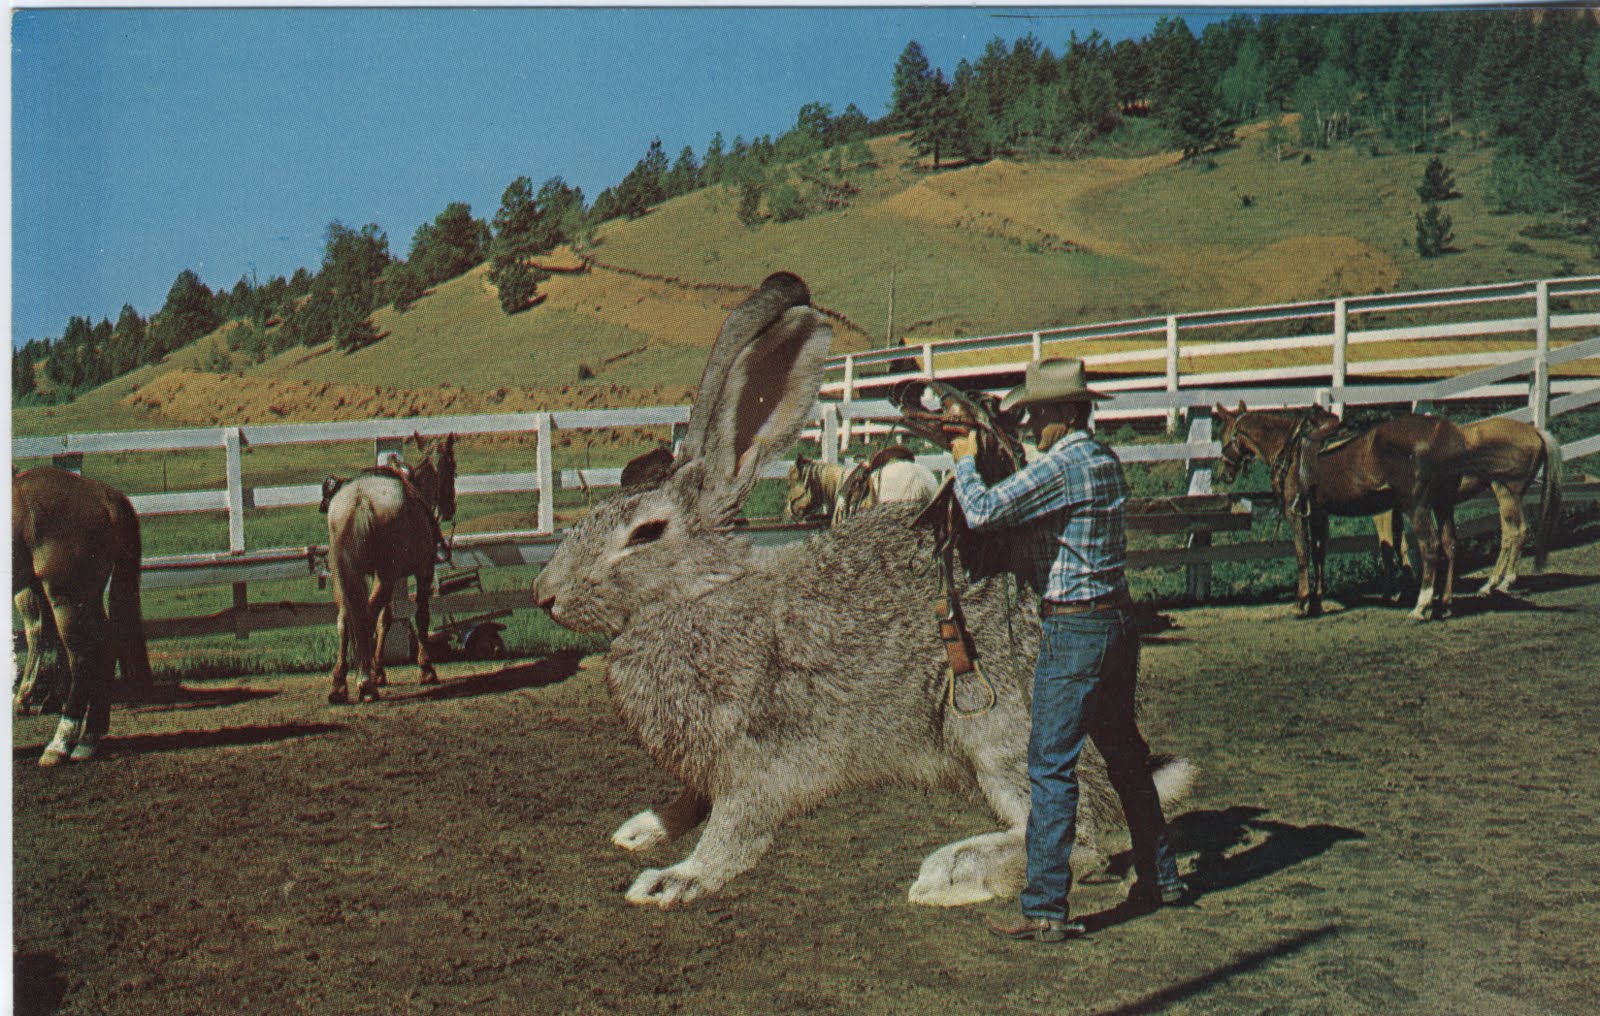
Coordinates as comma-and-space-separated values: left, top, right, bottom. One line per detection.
612, 810, 669, 852
624, 862, 718, 908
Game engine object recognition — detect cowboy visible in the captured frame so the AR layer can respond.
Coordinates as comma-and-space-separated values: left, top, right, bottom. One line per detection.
948, 357, 1189, 942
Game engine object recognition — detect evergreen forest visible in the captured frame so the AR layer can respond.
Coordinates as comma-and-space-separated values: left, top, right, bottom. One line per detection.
15, 9, 1600, 405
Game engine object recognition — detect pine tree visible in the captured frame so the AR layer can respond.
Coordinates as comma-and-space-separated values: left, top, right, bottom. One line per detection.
890, 41, 935, 130
1415, 204, 1454, 257
153, 269, 220, 357
1417, 157, 1457, 203
410, 202, 490, 286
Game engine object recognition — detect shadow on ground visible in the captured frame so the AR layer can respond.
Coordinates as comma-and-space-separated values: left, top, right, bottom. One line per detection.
1083, 805, 1364, 936
12, 722, 344, 763
13, 951, 68, 1016
1088, 924, 1343, 1016
379, 648, 585, 703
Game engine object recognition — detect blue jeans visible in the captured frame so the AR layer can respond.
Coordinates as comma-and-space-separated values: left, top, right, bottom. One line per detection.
1020, 608, 1181, 921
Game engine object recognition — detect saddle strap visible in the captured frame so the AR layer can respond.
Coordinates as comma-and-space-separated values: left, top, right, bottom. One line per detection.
933, 502, 997, 716
936, 596, 976, 676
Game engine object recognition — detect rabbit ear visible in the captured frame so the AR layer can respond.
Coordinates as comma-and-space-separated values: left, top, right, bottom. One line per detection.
679, 272, 833, 524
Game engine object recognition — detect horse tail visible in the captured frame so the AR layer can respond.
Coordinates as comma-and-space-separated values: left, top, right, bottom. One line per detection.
108, 494, 154, 694
1533, 427, 1564, 571
328, 496, 376, 629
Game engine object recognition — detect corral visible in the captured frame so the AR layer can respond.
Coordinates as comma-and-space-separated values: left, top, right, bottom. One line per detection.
12, 532, 1600, 1015
12, 275, 1600, 1014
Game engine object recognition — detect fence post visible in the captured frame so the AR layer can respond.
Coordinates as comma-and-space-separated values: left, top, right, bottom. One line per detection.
224, 427, 249, 639
1165, 316, 1181, 433
841, 355, 856, 452
536, 412, 554, 534
1532, 280, 1551, 430
1183, 408, 1214, 602
821, 406, 840, 465
1331, 298, 1348, 417
921, 343, 935, 378
1031, 331, 1043, 361
375, 436, 404, 468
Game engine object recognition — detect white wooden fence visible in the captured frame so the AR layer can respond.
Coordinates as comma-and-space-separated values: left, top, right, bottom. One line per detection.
12, 275, 1600, 631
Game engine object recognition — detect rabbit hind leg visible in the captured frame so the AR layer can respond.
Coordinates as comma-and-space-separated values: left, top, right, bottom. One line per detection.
907, 761, 1030, 907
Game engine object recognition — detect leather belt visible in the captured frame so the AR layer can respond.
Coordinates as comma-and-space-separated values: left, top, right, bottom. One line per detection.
1040, 592, 1131, 617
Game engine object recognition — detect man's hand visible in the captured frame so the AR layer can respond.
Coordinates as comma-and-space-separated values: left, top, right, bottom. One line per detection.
950, 431, 978, 461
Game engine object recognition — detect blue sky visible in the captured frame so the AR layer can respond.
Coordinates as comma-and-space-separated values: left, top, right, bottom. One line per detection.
10, 6, 1236, 347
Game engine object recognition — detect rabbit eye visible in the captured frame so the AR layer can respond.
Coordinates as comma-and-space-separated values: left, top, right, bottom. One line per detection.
625, 519, 669, 547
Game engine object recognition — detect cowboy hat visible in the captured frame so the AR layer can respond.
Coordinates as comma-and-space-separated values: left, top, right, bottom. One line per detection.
1000, 357, 1108, 411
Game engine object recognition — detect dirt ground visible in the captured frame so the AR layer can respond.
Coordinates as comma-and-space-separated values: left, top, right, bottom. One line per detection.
13, 536, 1600, 1016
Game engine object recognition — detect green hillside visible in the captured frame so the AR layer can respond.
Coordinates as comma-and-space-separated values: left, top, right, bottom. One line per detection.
14, 128, 1596, 439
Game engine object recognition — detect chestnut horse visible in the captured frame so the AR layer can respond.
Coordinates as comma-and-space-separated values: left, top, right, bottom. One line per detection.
324, 433, 457, 704
13, 467, 153, 764
1214, 404, 1468, 620
1375, 417, 1564, 595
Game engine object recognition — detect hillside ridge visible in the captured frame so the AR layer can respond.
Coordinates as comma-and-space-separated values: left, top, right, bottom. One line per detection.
16, 127, 1596, 437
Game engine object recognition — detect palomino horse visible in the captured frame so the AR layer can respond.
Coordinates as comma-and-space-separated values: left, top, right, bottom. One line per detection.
324, 433, 457, 703
1375, 416, 1564, 595
13, 467, 153, 764
785, 448, 940, 523
1214, 403, 1468, 620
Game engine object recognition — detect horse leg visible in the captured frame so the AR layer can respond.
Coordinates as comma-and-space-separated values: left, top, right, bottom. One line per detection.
360, 575, 394, 703
328, 603, 354, 705
1291, 513, 1317, 617
1373, 510, 1413, 602
1484, 481, 1525, 594
369, 586, 392, 690
1310, 511, 1330, 614
1437, 502, 1458, 617
413, 566, 439, 686
13, 585, 50, 717
1407, 505, 1441, 621
39, 587, 110, 765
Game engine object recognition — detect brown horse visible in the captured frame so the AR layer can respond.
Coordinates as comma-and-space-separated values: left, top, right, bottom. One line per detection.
1375, 417, 1564, 595
13, 467, 153, 764
324, 433, 457, 704
1214, 403, 1468, 620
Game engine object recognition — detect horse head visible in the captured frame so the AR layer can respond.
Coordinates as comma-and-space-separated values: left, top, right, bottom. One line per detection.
785, 455, 824, 520
410, 432, 458, 522
1213, 402, 1255, 484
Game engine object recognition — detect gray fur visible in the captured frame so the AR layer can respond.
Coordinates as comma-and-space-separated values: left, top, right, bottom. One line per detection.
532, 273, 1193, 908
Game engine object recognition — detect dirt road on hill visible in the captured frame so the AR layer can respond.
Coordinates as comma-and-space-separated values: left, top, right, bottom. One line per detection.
13, 536, 1600, 1015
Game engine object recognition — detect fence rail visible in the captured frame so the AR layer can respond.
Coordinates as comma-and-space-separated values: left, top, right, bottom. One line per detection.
12, 275, 1600, 632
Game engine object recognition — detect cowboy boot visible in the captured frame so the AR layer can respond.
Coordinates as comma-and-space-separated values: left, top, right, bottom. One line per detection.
39, 716, 84, 767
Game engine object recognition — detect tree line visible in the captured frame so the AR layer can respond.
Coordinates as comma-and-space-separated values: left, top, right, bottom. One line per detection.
16, 8, 1600, 403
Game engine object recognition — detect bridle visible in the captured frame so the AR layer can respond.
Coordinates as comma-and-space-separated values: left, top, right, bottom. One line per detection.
1215, 428, 1255, 485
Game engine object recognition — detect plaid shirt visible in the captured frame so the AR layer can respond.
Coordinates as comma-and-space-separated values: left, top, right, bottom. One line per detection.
952, 430, 1129, 602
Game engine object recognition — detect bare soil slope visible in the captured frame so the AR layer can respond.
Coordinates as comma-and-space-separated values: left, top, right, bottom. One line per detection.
14, 538, 1600, 1015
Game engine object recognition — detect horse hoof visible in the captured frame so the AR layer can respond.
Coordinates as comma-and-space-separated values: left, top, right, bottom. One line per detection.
420, 673, 440, 686
328, 689, 351, 705
358, 684, 381, 703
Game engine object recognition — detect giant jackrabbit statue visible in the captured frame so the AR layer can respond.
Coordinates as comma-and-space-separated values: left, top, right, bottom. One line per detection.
533, 272, 1194, 908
